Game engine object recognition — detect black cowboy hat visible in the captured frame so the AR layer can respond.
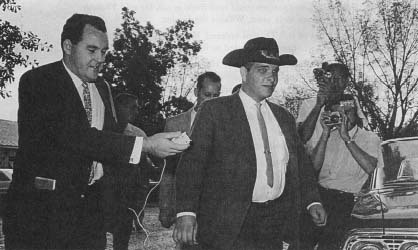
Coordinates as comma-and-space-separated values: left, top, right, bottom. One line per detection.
222, 37, 297, 67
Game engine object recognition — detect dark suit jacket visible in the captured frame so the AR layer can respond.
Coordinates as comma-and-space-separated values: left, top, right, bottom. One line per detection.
159, 108, 193, 212
4, 61, 136, 248
176, 93, 321, 250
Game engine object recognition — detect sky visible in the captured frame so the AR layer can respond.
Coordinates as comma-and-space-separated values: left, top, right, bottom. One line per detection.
0, 0, 322, 121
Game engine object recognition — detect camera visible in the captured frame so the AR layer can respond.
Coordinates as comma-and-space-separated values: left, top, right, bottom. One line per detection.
323, 111, 342, 126
340, 100, 355, 110
313, 68, 332, 81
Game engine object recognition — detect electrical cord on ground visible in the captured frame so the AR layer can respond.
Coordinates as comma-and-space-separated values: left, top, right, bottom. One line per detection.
128, 158, 167, 248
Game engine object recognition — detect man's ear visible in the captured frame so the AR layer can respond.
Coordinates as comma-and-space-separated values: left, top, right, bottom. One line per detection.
240, 66, 248, 83
62, 39, 72, 56
194, 87, 198, 98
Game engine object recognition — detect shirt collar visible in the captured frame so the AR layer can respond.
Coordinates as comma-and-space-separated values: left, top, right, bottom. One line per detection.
62, 60, 85, 88
238, 89, 267, 108
349, 125, 359, 137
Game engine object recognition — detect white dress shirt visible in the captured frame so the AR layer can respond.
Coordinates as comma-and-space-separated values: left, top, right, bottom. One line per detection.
239, 90, 289, 202
62, 61, 143, 184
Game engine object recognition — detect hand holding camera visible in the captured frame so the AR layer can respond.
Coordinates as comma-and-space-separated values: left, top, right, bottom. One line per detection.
323, 111, 342, 127
313, 68, 333, 107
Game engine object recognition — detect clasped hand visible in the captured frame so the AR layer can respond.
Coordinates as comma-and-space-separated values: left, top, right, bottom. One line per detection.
143, 131, 190, 158
173, 215, 198, 246
319, 110, 350, 141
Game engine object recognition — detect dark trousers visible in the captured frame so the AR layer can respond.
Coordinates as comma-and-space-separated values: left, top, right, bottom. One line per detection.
182, 196, 292, 250
300, 185, 354, 250
103, 164, 148, 250
232, 193, 294, 250
4, 182, 106, 250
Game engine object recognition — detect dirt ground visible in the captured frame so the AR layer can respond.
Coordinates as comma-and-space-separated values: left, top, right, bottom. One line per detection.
0, 205, 177, 250
108, 205, 177, 250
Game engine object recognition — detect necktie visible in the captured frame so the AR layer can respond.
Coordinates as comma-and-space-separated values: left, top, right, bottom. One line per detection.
82, 82, 92, 125
81, 82, 96, 183
256, 103, 274, 187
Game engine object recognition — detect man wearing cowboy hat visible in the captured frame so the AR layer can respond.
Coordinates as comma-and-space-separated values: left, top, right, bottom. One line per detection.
173, 37, 327, 250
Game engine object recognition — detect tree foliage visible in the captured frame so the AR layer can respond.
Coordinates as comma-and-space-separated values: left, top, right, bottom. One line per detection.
313, 0, 418, 139
0, 0, 52, 98
103, 7, 202, 134
161, 56, 209, 114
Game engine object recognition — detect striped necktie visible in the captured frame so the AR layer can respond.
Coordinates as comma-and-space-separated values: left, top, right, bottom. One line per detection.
256, 102, 274, 187
82, 82, 92, 125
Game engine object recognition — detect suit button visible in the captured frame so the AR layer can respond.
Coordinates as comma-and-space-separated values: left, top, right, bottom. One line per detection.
81, 194, 85, 198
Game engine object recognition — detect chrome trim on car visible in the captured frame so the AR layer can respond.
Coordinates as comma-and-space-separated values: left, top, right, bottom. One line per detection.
342, 228, 418, 250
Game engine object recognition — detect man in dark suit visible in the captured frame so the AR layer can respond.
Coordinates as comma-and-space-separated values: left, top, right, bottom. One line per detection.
173, 37, 327, 250
159, 71, 221, 228
3, 13, 189, 250
103, 93, 155, 250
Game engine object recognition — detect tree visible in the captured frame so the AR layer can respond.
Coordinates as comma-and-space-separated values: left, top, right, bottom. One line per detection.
103, 7, 202, 134
313, 0, 418, 139
0, 0, 52, 98
161, 56, 210, 116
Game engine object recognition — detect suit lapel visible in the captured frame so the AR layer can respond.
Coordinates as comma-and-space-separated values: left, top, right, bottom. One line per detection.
95, 79, 116, 131
229, 93, 257, 170
267, 101, 296, 154
53, 62, 89, 124
184, 108, 193, 135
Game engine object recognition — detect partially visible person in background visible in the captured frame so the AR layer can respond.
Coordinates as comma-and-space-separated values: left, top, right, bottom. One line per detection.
159, 71, 222, 228
301, 94, 381, 250
103, 93, 159, 250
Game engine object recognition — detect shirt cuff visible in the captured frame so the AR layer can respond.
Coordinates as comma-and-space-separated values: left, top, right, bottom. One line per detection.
306, 202, 322, 210
129, 137, 143, 164
177, 212, 196, 218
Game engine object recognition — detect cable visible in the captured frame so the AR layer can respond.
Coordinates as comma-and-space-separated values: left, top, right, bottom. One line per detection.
127, 158, 167, 248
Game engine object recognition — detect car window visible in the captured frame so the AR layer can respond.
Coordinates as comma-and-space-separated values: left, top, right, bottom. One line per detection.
0, 171, 10, 181
378, 138, 418, 187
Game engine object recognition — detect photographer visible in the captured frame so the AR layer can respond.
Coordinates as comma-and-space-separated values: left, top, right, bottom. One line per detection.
297, 63, 368, 154
305, 94, 381, 250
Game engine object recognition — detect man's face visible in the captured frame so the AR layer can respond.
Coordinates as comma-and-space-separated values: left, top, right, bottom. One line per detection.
64, 24, 109, 82
118, 99, 139, 124
194, 78, 221, 109
241, 62, 279, 102
328, 69, 349, 99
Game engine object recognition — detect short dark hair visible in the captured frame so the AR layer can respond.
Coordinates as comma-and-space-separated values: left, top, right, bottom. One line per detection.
196, 72, 221, 90
61, 14, 107, 49
114, 93, 138, 107
322, 62, 350, 78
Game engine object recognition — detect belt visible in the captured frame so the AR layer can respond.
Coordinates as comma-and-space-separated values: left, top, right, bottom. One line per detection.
319, 185, 352, 195
251, 197, 282, 206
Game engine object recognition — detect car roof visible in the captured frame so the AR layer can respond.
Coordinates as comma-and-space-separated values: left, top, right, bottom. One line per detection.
381, 136, 418, 146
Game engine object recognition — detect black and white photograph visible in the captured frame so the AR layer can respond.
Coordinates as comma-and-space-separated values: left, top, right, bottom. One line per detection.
1, 0, 418, 249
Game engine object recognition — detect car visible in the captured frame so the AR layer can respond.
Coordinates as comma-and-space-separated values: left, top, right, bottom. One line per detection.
0, 168, 12, 216
0, 168, 12, 195
340, 137, 418, 250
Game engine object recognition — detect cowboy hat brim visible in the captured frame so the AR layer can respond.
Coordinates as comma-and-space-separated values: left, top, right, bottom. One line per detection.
222, 49, 297, 67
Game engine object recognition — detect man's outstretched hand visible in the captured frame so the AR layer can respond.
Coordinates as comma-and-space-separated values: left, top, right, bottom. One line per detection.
143, 131, 190, 158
